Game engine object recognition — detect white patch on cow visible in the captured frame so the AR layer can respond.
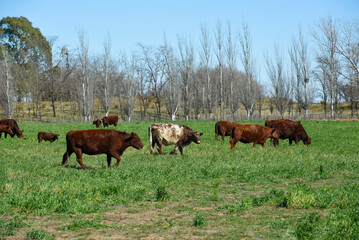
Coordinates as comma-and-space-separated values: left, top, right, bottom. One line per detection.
152, 124, 184, 146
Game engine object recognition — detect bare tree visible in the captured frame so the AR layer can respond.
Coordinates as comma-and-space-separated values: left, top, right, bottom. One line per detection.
337, 20, 359, 118
0, 44, 15, 118
177, 35, 194, 120
238, 21, 258, 119
135, 57, 151, 120
119, 52, 138, 122
225, 22, 240, 120
265, 46, 290, 118
313, 54, 330, 118
199, 24, 213, 119
162, 40, 180, 120
289, 27, 315, 119
313, 16, 341, 119
214, 20, 224, 119
77, 29, 93, 121
138, 44, 166, 120
97, 33, 116, 117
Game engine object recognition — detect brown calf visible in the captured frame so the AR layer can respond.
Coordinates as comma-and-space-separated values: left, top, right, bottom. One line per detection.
215, 121, 240, 141
102, 115, 119, 127
0, 119, 24, 138
0, 125, 14, 137
38, 132, 60, 143
93, 119, 102, 128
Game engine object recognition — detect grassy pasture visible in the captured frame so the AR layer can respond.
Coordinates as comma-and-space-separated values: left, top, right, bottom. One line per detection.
0, 120, 358, 239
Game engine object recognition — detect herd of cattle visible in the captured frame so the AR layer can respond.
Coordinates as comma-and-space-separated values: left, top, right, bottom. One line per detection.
0, 116, 311, 170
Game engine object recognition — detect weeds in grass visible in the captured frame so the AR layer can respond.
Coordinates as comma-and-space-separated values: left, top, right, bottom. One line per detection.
155, 186, 169, 202
0, 216, 26, 236
294, 212, 320, 240
25, 229, 53, 240
193, 215, 205, 227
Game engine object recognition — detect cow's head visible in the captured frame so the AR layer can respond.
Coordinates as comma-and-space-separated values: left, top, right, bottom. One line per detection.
102, 117, 109, 127
192, 132, 203, 144
17, 129, 24, 138
270, 128, 279, 140
93, 119, 101, 128
303, 137, 311, 146
126, 132, 144, 150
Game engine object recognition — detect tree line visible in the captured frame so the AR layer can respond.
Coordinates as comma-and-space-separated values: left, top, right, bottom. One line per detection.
0, 16, 358, 122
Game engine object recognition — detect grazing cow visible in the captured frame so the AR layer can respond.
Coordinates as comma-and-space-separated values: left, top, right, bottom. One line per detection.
92, 119, 102, 128
102, 115, 119, 128
0, 125, 14, 137
215, 121, 240, 141
62, 129, 143, 170
264, 119, 311, 146
0, 119, 24, 138
230, 124, 279, 149
38, 132, 60, 143
149, 123, 203, 155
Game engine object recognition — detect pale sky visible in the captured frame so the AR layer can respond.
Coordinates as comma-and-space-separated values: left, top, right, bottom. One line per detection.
1, 0, 358, 84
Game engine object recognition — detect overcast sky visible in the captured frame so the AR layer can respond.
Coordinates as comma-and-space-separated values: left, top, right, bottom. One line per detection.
1, 0, 358, 83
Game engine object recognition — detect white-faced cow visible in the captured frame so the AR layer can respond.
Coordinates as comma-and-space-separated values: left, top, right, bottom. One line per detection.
149, 123, 203, 155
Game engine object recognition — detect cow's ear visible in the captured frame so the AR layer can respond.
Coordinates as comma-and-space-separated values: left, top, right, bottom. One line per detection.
125, 133, 133, 141
199, 132, 203, 136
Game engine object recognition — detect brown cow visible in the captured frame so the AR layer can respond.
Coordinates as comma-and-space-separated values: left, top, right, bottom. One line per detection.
264, 119, 311, 146
149, 123, 203, 155
230, 124, 279, 149
93, 119, 102, 128
0, 125, 14, 137
215, 121, 240, 141
62, 129, 143, 170
102, 115, 119, 127
38, 132, 60, 143
0, 119, 24, 138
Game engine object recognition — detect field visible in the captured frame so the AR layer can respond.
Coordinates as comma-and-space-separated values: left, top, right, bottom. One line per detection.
0, 120, 359, 239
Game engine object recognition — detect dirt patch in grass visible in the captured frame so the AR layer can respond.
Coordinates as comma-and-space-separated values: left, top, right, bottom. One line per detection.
2, 202, 332, 239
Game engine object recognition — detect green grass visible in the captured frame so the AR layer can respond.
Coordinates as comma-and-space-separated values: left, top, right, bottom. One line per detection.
0, 120, 359, 238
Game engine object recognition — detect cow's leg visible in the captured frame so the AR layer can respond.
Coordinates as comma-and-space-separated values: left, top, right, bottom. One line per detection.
172, 145, 178, 155
111, 153, 121, 166
107, 154, 112, 167
230, 139, 237, 149
150, 135, 156, 154
62, 149, 73, 166
38, 138, 42, 143
179, 146, 183, 155
74, 149, 87, 170
155, 137, 163, 154
289, 139, 293, 145
253, 142, 257, 147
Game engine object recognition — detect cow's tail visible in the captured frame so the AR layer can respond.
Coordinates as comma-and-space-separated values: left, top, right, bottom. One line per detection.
62, 134, 72, 166
215, 122, 219, 140
149, 126, 153, 154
